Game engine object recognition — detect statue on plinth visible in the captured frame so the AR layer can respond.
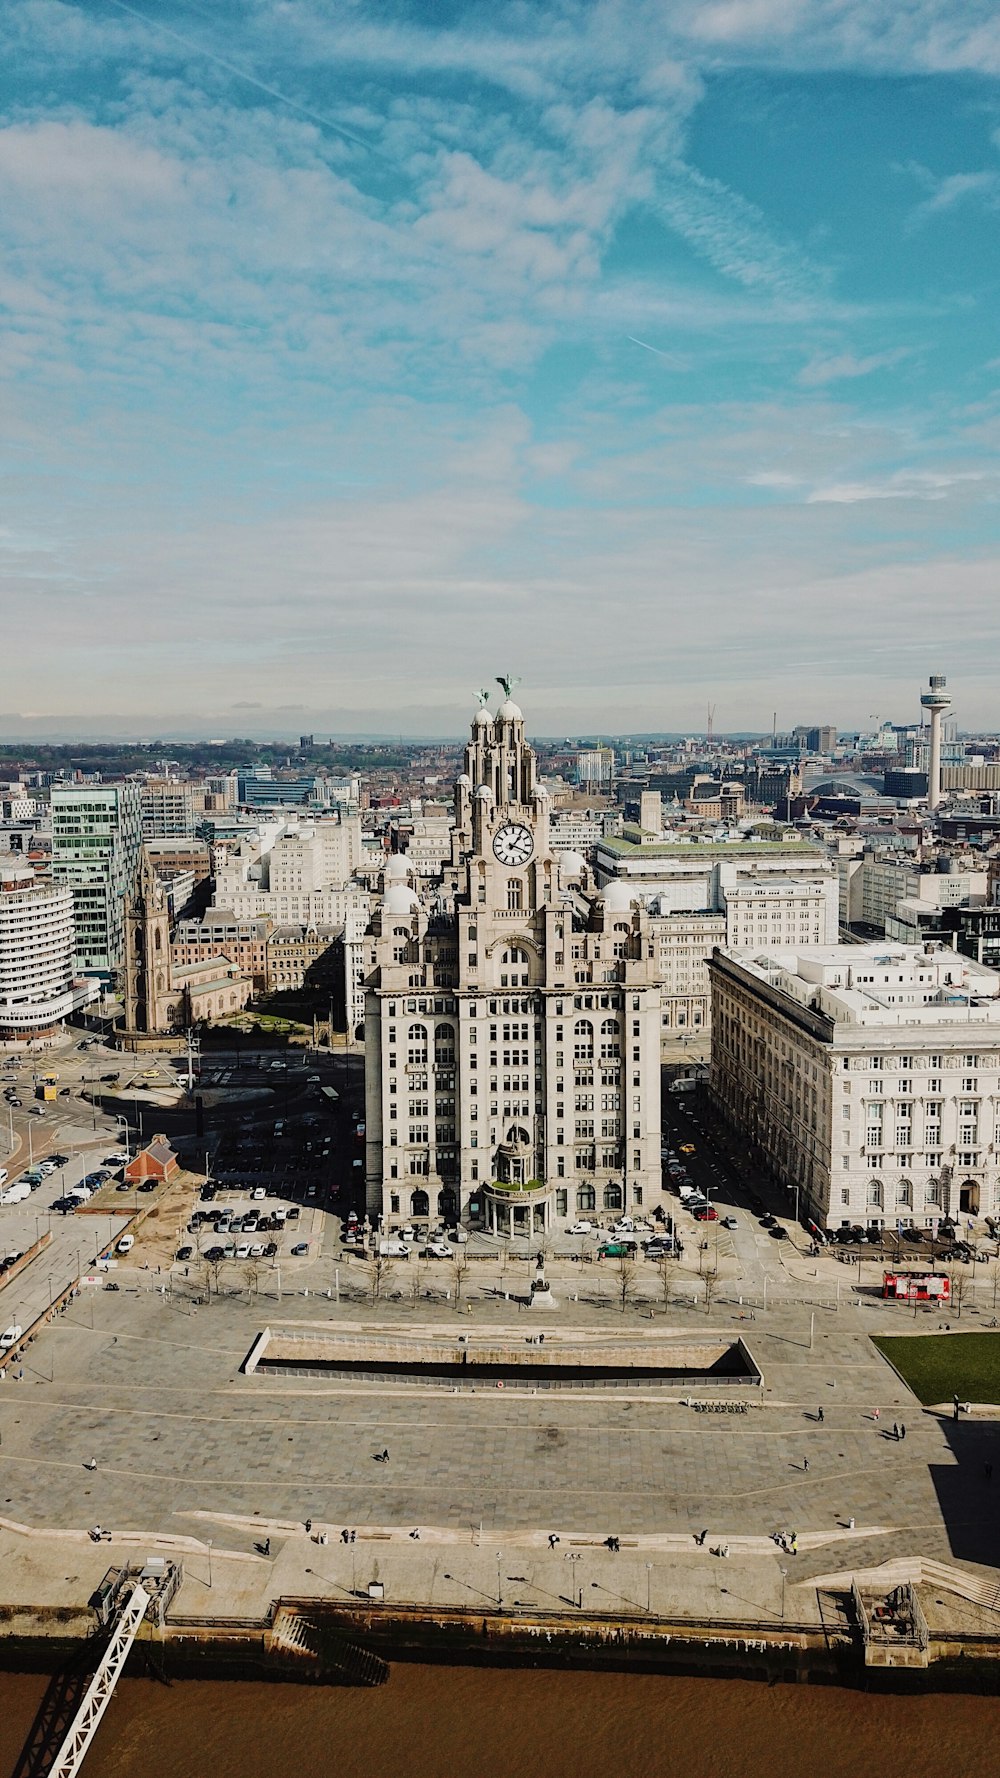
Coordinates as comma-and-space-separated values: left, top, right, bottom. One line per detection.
529, 1249, 558, 1310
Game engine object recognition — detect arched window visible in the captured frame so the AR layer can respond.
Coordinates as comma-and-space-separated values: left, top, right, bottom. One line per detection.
408, 1023, 426, 1041
577, 1184, 596, 1212
573, 1018, 593, 1060
600, 1017, 618, 1035
603, 1183, 622, 1210
434, 1022, 454, 1042
154, 928, 162, 951
506, 1125, 531, 1148
507, 877, 522, 911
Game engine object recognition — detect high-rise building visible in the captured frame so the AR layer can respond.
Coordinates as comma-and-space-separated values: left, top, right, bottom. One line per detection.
140, 779, 196, 840
50, 782, 142, 976
363, 695, 663, 1237
0, 863, 81, 1040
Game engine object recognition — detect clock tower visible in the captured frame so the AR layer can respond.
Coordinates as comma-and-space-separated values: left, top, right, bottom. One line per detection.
364, 684, 663, 1241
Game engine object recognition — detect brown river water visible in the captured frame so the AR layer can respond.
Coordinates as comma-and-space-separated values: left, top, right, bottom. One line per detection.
0, 1667, 995, 1778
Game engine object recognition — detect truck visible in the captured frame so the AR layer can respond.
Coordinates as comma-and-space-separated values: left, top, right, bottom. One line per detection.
38, 1083, 58, 1103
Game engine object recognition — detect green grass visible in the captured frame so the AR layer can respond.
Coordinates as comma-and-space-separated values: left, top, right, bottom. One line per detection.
872, 1331, 1000, 1406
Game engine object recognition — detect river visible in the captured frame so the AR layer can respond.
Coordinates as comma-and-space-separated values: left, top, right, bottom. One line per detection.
0, 1666, 992, 1778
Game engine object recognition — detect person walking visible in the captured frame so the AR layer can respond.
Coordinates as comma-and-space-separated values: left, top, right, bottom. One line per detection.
803, 1458, 810, 1472
872, 1407, 880, 1423
892, 1422, 899, 1440
817, 1406, 824, 1423
900, 1423, 906, 1441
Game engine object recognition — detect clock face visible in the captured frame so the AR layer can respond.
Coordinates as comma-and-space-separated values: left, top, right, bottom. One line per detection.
493, 821, 534, 866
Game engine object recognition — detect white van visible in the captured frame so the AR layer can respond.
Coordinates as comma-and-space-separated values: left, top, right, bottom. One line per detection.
0, 1324, 23, 1350
117, 1234, 134, 1254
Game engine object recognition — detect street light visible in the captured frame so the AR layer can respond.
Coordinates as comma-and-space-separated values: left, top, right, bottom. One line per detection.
645, 1561, 653, 1614
496, 1549, 503, 1609
564, 1551, 582, 1609
780, 1565, 788, 1625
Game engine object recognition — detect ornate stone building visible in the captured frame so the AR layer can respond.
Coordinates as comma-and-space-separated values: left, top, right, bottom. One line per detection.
121, 846, 252, 1045
363, 691, 663, 1235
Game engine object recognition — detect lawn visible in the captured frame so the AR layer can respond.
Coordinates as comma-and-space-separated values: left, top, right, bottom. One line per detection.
873, 1331, 1000, 1406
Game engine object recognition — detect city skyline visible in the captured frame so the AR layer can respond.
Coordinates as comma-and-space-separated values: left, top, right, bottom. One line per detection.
3, 1, 999, 733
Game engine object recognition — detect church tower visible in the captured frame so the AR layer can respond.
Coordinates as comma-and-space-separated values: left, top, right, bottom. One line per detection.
122, 846, 174, 1037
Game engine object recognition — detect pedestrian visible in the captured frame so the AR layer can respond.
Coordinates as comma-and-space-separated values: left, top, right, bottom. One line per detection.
305, 1519, 312, 1534
872, 1407, 880, 1423
892, 1422, 899, 1440
382, 1448, 389, 1461
341, 1528, 349, 1544
350, 1529, 356, 1544
817, 1406, 824, 1423
264, 1537, 271, 1556
900, 1423, 906, 1441
548, 1533, 559, 1549
410, 1528, 420, 1540
803, 1458, 809, 1472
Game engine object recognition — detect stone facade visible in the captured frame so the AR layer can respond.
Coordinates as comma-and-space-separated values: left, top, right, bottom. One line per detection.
363, 696, 663, 1236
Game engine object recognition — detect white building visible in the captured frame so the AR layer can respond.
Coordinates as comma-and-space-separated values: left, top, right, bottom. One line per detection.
0, 864, 85, 1040
363, 695, 663, 1236
710, 940, 1000, 1232
140, 779, 196, 841
594, 835, 838, 1055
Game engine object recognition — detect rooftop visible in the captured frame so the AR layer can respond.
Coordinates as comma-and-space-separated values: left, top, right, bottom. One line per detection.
720, 941, 1000, 1030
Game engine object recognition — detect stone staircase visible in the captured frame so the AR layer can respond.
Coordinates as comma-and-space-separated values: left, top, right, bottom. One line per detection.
269, 1608, 389, 1686
809, 1556, 1000, 1615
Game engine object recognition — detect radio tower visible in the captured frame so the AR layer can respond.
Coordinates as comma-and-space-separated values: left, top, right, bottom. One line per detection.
919, 674, 952, 811
706, 703, 715, 744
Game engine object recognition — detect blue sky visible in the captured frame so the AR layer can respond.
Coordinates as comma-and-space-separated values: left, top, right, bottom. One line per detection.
1, 0, 999, 737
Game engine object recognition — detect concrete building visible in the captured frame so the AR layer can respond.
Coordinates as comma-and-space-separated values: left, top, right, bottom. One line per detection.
594, 834, 838, 1055
547, 807, 624, 856
363, 694, 663, 1236
140, 779, 196, 841
50, 782, 142, 977
855, 857, 987, 935
143, 838, 212, 885
710, 941, 1000, 1231
0, 863, 85, 1041
576, 748, 614, 789
265, 923, 340, 995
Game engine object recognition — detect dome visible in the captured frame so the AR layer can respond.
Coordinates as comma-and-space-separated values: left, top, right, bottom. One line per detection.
534, 782, 551, 802
456, 772, 472, 790
384, 854, 409, 881
474, 707, 492, 727
475, 782, 494, 801
383, 883, 419, 915
559, 849, 587, 880
601, 880, 635, 913
498, 698, 522, 722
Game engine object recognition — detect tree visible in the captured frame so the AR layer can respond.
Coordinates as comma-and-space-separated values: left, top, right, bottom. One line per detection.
206, 1257, 223, 1298
655, 1251, 674, 1312
703, 1265, 719, 1314
451, 1251, 471, 1307
364, 1253, 396, 1305
409, 1259, 427, 1306
242, 1263, 261, 1302
616, 1255, 638, 1313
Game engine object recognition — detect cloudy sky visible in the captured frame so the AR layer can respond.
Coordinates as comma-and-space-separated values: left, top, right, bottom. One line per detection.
2, 1, 999, 738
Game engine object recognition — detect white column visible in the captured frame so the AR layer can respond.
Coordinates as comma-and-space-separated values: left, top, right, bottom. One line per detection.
928, 707, 943, 811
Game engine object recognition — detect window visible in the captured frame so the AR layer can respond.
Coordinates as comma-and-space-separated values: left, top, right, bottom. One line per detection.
507, 878, 522, 911
577, 1185, 595, 1211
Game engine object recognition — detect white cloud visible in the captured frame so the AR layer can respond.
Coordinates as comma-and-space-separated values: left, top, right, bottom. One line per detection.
798, 347, 915, 386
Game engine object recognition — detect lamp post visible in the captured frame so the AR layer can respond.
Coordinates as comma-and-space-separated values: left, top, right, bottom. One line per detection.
645, 1561, 653, 1614
780, 1565, 788, 1625
496, 1549, 503, 1609
564, 1551, 582, 1608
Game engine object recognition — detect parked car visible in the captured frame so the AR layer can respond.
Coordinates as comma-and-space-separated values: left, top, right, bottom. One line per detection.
721, 1215, 739, 1229
290, 1241, 309, 1256
422, 1242, 451, 1259
176, 1246, 193, 1262
693, 1207, 718, 1221
379, 1239, 411, 1258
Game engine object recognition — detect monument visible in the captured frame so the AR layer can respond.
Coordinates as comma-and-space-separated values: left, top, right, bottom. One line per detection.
529, 1250, 558, 1311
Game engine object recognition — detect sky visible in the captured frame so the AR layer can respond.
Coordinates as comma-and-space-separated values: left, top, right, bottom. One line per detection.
1, 0, 999, 740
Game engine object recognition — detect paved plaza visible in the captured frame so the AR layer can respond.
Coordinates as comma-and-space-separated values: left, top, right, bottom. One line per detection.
1, 1280, 999, 1634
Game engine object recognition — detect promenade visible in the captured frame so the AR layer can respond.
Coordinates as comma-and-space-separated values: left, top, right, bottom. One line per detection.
1, 1280, 999, 1648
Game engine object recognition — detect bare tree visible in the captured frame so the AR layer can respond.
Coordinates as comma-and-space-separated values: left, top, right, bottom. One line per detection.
655, 1251, 674, 1312
242, 1262, 261, 1302
703, 1264, 719, 1314
451, 1251, 471, 1307
409, 1259, 427, 1305
951, 1269, 966, 1321
364, 1252, 396, 1305
206, 1257, 224, 1298
616, 1255, 638, 1313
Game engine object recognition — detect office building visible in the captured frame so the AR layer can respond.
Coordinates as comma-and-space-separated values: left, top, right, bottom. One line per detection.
363, 695, 663, 1236
0, 863, 83, 1041
710, 941, 1000, 1230
50, 782, 142, 976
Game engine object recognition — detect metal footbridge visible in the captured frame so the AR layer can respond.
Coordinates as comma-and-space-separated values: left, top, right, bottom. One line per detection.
47, 1582, 151, 1778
